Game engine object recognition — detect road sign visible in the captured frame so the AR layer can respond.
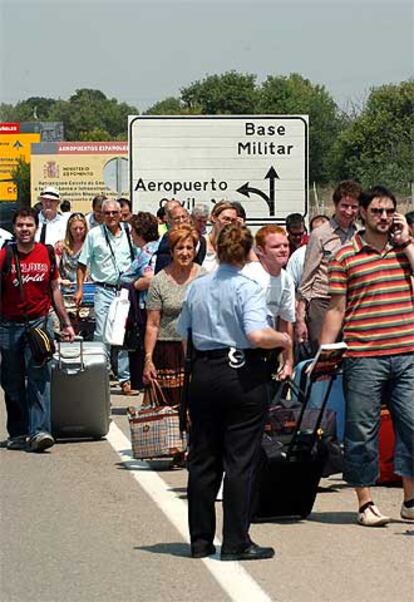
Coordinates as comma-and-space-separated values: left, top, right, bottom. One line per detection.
0, 130, 40, 201
129, 115, 308, 225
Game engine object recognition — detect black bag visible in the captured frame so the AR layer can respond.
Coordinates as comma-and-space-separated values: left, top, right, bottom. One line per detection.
122, 284, 145, 352
26, 324, 56, 367
252, 374, 337, 522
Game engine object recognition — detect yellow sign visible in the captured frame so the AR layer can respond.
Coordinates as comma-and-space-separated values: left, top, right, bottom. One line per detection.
0, 132, 41, 201
30, 141, 128, 212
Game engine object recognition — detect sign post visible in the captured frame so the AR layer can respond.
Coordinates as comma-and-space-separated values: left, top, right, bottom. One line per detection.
129, 115, 308, 226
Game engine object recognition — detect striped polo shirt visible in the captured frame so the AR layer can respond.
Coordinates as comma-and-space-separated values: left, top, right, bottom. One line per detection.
328, 232, 414, 357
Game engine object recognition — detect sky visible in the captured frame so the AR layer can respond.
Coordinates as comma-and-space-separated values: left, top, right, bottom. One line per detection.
1, 0, 413, 113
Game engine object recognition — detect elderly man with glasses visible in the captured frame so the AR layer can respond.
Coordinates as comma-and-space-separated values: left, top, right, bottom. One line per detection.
74, 199, 137, 395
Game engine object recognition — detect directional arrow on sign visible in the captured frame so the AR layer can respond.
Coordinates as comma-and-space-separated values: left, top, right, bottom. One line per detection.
13, 140, 23, 149
236, 166, 280, 216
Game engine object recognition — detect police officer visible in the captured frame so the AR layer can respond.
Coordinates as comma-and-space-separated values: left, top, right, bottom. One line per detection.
177, 224, 291, 561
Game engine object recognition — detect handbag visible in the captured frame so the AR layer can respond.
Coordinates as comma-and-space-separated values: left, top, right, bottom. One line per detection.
26, 322, 56, 367
127, 379, 186, 460
11, 244, 56, 367
104, 287, 131, 346
122, 284, 145, 352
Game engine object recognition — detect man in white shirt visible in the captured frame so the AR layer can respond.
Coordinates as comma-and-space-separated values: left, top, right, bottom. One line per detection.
243, 225, 295, 379
35, 186, 67, 246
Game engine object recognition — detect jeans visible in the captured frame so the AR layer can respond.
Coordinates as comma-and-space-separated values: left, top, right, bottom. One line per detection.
0, 317, 53, 438
93, 285, 130, 383
343, 354, 414, 486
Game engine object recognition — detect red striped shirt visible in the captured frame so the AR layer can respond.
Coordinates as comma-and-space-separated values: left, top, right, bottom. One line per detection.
328, 232, 414, 357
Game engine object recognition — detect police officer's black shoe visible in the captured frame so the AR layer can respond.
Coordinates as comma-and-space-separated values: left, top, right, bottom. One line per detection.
191, 543, 216, 558
220, 543, 275, 561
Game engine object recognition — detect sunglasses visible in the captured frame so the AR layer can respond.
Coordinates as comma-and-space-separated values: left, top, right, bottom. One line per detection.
369, 208, 395, 216
70, 212, 85, 219
104, 210, 120, 216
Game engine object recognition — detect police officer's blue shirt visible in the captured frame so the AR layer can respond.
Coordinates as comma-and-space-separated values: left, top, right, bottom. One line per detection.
176, 264, 270, 350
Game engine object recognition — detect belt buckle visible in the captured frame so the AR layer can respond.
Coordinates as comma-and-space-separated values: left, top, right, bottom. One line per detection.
228, 347, 246, 369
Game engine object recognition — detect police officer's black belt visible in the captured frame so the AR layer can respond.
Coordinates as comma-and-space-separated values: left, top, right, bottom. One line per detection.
195, 348, 266, 360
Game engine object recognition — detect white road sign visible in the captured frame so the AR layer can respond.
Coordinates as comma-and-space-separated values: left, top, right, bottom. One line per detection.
129, 115, 308, 225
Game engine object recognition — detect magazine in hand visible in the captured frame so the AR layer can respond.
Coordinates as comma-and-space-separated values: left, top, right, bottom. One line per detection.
307, 342, 348, 378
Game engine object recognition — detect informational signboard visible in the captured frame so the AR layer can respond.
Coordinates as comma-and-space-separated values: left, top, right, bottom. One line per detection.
31, 141, 128, 213
129, 115, 308, 225
0, 123, 40, 201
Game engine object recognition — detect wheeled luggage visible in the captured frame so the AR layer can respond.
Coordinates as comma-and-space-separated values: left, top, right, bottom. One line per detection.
377, 407, 401, 485
252, 346, 347, 522
51, 337, 110, 439
293, 359, 346, 442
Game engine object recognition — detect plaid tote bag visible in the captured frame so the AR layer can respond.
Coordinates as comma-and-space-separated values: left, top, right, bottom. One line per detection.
127, 379, 186, 460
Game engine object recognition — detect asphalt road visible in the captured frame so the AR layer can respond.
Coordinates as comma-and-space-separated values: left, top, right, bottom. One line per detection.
1, 387, 413, 602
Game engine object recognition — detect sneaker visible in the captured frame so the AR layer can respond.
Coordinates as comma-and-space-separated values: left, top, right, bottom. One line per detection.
400, 502, 414, 521
357, 503, 390, 527
6, 436, 28, 451
28, 432, 55, 453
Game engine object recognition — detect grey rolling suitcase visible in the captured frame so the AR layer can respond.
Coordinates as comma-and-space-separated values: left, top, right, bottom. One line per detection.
51, 337, 110, 439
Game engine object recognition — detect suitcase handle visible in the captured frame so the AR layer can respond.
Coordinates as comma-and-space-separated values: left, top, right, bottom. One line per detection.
56, 335, 85, 372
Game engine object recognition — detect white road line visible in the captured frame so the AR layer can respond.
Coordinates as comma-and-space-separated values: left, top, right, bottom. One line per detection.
107, 422, 274, 602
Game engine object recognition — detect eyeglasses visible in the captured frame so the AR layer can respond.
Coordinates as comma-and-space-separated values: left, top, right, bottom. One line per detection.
104, 210, 120, 216
369, 208, 395, 216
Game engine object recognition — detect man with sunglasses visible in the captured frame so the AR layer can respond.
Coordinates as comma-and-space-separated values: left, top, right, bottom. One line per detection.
320, 185, 414, 526
74, 199, 137, 395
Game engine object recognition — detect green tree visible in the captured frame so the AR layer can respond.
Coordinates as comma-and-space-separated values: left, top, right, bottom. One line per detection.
11, 158, 31, 207
145, 97, 188, 115
48, 89, 139, 140
329, 80, 414, 193
180, 71, 258, 114
257, 74, 341, 183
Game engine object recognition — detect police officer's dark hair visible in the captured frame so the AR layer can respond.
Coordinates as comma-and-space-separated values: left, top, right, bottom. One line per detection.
359, 186, 397, 210
12, 208, 39, 227
285, 213, 305, 231
332, 180, 363, 205
217, 224, 253, 266
130, 212, 159, 243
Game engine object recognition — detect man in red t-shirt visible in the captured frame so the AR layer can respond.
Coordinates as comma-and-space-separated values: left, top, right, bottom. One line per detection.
0, 208, 75, 452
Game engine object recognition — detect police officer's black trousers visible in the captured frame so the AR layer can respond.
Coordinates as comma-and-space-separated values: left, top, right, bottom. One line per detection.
187, 353, 269, 553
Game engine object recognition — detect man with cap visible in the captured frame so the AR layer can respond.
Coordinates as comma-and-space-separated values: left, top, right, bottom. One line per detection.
35, 186, 67, 246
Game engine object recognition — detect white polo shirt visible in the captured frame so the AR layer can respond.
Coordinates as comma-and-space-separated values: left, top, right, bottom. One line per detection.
242, 261, 296, 326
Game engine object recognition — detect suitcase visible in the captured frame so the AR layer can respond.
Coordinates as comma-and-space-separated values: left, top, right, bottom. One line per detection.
377, 407, 402, 485
293, 359, 346, 442
51, 337, 110, 439
252, 373, 338, 522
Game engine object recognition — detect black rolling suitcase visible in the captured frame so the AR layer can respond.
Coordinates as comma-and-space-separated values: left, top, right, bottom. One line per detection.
252, 343, 346, 521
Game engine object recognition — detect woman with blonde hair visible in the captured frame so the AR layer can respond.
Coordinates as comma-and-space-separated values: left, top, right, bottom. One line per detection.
55, 212, 90, 332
